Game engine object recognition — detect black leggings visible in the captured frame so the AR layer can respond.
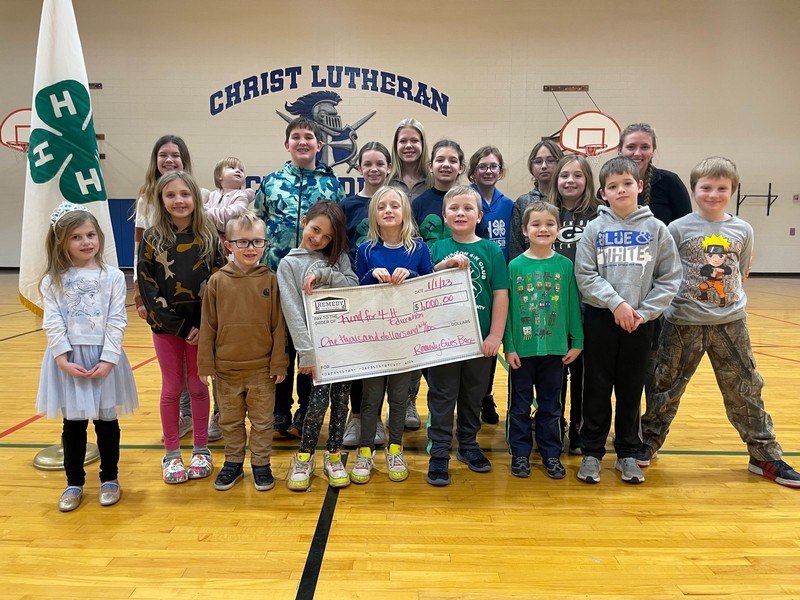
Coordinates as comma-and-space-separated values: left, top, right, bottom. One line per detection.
62, 418, 120, 487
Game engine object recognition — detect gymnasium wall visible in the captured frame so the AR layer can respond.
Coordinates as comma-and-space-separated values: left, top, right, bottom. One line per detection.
1, 0, 798, 271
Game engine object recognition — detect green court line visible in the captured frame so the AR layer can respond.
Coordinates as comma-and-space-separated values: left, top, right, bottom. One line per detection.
1, 442, 795, 457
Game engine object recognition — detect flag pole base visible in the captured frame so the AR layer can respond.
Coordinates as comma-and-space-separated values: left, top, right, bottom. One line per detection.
33, 443, 100, 470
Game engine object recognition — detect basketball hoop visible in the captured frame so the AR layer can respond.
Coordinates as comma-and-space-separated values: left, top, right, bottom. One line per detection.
558, 111, 620, 157
5, 141, 29, 153
583, 144, 607, 157
2, 141, 28, 166
1, 108, 32, 165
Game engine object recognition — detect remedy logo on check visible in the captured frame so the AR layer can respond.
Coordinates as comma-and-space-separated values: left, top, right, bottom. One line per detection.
312, 297, 349, 315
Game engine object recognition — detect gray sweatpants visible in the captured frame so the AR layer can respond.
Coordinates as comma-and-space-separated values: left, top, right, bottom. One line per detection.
641, 319, 782, 460
360, 372, 412, 449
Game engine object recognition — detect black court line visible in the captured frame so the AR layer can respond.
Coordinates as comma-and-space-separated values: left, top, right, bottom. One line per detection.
0, 309, 33, 318
295, 451, 348, 600
0, 327, 43, 342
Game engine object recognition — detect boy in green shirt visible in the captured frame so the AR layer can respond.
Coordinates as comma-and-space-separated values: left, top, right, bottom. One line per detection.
426, 185, 509, 486
503, 201, 583, 479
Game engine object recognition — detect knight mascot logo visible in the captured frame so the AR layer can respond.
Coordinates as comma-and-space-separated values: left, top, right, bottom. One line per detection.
277, 91, 375, 171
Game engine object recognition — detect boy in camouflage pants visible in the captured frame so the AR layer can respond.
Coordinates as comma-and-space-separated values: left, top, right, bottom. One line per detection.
637, 157, 800, 488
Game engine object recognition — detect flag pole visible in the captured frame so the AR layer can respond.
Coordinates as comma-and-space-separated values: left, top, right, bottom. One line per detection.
25, 0, 116, 470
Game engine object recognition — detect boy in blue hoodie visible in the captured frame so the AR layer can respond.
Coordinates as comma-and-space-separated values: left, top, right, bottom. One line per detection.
254, 117, 345, 438
574, 157, 680, 485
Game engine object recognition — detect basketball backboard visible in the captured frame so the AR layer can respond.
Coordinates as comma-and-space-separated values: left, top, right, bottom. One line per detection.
0, 108, 32, 153
559, 110, 620, 157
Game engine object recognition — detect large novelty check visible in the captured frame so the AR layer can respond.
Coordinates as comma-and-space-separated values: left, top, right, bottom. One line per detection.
304, 268, 484, 384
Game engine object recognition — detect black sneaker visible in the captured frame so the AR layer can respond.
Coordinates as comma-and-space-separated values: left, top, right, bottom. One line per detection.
635, 444, 657, 468
543, 457, 566, 479
287, 410, 306, 438
252, 464, 275, 491
511, 455, 531, 478
748, 457, 800, 488
481, 395, 499, 425
273, 413, 291, 439
214, 461, 243, 491
456, 448, 492, 473
426, 458, 450, 486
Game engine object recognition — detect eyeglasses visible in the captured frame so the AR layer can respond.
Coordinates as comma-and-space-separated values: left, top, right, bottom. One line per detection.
476, 164, 501, 173
532, 157, 558, 166
229, 239, 267, 249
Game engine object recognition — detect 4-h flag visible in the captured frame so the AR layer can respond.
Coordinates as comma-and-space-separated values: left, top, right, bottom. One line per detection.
20, 0, 117, 315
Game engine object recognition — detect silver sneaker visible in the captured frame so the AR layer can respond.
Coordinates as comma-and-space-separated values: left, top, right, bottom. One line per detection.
577, 455, 601, 484
343, 413, 361, 447
615, 457, 645, 484
405, 399, 421, 430
207, 413, 223, 442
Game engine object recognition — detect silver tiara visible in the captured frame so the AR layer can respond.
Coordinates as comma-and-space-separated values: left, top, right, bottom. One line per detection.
50, 201, 91, 228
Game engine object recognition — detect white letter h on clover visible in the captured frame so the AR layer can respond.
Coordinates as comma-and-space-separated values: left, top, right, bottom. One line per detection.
49, 91, 77, 118
31, 141, 55, 168
75, 168, 103, 195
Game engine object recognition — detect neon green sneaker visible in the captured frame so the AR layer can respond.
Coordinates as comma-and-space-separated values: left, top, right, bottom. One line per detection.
287, 452, 314, 491
349, 446, 374, 484
385, 443, 410, 482
323, 451, 351, 488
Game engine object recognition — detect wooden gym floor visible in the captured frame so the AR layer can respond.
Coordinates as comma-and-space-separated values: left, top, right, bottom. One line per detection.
0, 270, 798, 599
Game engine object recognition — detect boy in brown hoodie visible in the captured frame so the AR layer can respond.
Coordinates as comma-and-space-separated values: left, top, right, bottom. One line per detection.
198, 211, 288, 491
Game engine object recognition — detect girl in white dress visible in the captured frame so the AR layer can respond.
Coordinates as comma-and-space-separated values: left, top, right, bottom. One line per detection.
37, 202, 138, 512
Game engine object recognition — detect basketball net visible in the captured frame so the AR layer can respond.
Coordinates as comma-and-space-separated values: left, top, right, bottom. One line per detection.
3, 142, 29, 165
584, 144, 607, 157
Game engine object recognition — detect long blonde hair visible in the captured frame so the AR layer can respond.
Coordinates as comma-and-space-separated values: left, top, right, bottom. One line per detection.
146, 171, 218, 265
365, 186, 418, 253
41, 210, 106, 294
388, 118, 429, 184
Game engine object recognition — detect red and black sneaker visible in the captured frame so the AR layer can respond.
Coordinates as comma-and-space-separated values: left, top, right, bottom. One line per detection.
748, 457, 800, 488
635, 445, 657, 468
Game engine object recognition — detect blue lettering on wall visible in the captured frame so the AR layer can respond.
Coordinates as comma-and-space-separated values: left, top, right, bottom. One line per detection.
210, 67, 302, 115
209, 64, 448, 117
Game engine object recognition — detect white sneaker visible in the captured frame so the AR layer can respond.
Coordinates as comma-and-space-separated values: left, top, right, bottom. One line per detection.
384, 443, 410, 482
374, 422, 386, 446
405, 399, 421, 430
288, 452, 314, 491
207, 413, 223, 442
323, 451, 350, 488
343, 413, 361, 447
349, 447, 375, 484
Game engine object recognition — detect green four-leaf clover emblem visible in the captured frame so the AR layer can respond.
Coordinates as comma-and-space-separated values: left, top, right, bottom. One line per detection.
27, 79, 106, 203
